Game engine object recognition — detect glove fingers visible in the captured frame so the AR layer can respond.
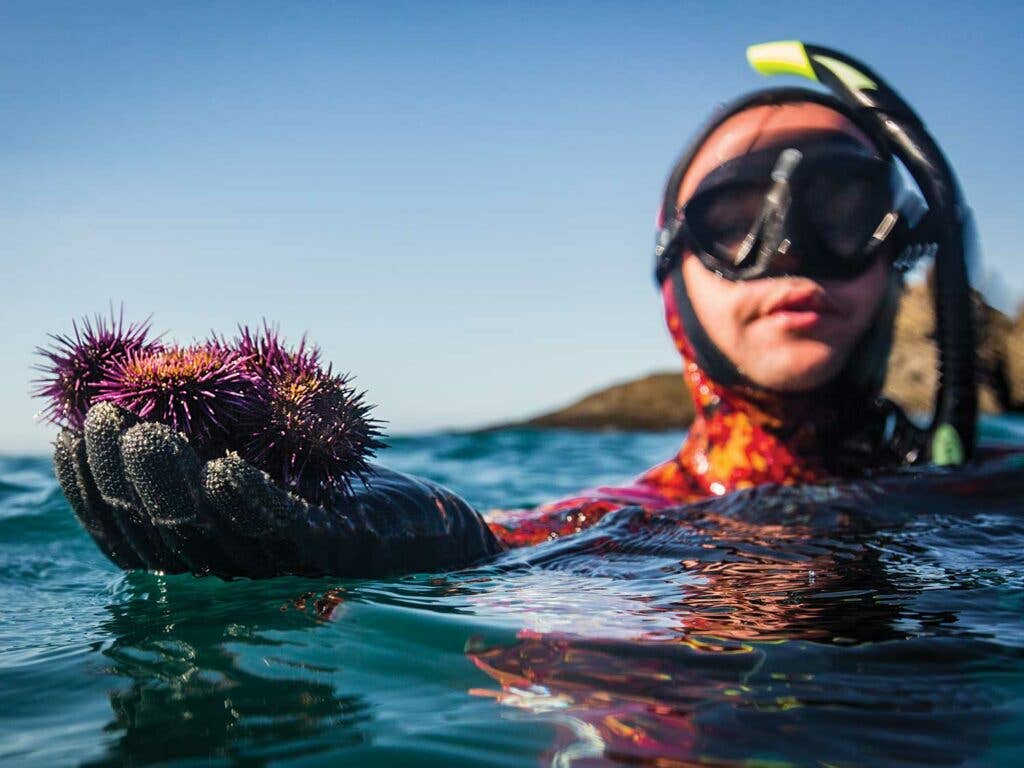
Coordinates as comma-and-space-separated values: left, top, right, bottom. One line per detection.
83, 403, 186, 572
84, 403, 140, 506
120, 423, 264, 578
53, 430, 145, 569
202, 455, 350, 577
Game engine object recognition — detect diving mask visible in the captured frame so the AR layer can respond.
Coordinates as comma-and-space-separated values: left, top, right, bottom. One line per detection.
655, 136, 922, 283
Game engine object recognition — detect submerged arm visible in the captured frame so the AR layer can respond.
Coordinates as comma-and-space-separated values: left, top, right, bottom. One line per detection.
484, 498, 629, 548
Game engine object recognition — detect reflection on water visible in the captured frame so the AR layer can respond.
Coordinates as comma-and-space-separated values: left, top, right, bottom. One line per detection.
87, 577, 371, 766
2, 427, 1024, 767
459, 464, 1024, 766
469, 633, 1019, 767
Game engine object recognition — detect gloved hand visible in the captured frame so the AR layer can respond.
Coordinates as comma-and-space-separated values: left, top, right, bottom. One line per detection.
54, 402, 503, 578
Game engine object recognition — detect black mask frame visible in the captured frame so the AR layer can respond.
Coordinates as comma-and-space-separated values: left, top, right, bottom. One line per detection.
658, 138, 921, 283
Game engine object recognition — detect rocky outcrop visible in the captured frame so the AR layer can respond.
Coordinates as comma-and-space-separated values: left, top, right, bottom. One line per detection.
881, 280, 1015, 414
1007, 307, 1024, 409
523, 373, 695, 431
507, 282, 1022, 431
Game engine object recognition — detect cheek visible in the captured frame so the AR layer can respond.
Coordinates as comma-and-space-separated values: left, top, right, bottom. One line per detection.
829, 259, 891, 337
683, 257, 789, 377
688, 259, 745, 331
681, 258, 747, 352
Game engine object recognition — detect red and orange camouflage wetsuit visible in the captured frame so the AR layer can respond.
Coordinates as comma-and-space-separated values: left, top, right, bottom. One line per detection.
483, 276, 843, 549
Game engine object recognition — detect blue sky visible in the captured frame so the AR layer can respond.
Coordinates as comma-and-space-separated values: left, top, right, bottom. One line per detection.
3, 1, 1022, 452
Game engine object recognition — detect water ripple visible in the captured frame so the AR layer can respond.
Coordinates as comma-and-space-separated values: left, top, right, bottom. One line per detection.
2, 426, 1024, 766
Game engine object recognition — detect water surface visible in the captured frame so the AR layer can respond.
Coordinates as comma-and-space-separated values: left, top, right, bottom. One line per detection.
2, 419, 1024, 766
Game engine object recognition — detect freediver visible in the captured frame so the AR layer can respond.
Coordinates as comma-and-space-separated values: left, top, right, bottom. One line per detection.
52, 43, 983, 578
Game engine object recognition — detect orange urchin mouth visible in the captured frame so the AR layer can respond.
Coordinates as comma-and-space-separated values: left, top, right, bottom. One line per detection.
96, 344, 257, 446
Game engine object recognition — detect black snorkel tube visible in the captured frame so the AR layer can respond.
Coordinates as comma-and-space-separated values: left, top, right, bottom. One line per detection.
747, 41, 977, 465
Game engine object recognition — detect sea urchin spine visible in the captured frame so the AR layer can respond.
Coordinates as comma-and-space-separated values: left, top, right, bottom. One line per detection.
96, 344, 262, 455
242, 359, 385, 503
230, 322, 321, 380
34, 310, 158, 430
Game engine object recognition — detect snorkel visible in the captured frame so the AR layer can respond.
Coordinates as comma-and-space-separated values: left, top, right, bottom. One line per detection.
745, 42, 976, 464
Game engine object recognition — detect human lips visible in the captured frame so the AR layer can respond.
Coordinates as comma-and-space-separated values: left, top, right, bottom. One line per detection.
761, 285, 840, 330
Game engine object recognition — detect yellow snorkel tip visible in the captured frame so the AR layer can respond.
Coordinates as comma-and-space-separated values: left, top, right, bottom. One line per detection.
747, 40, 878, 92
746, 41, 817, 82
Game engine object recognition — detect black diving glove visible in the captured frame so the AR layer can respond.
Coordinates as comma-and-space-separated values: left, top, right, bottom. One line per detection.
53, 402, 503, 579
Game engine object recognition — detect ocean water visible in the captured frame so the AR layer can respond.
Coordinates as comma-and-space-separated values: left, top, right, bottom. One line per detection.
3, 418, 1024, 767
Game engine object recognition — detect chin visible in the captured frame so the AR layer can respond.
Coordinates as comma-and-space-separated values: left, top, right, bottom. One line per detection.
745, 341, 847, 393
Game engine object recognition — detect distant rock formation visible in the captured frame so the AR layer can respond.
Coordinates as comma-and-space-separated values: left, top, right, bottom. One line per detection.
523, 373, 695, 431
882, 278, 1020, 414
507, 282, 1023, 431
1006, 306, 1024, 409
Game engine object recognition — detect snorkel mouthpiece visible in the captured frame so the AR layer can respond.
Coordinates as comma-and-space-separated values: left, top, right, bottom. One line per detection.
747, 41, 977, 464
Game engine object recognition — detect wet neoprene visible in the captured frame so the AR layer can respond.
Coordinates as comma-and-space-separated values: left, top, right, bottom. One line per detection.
55, 403, 503, 578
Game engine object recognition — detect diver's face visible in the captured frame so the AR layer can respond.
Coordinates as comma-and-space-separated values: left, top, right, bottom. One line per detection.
682, 253, 889, 392
674, 102, 892, 393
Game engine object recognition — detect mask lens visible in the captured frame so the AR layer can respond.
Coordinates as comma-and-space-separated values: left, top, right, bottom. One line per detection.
801, 164, 894, 259
682, 151, 901, 280
684, 183, 769, 267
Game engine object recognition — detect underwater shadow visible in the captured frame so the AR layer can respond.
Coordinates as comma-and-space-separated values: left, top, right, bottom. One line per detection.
84, 574, 370, 767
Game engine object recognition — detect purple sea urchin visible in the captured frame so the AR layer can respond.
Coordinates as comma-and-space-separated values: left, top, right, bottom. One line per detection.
34, 310, 157, 429
38, 312, 385, 501
231, 322, 321, 379
242, 359, 385, 502
96, 344, 261, 453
